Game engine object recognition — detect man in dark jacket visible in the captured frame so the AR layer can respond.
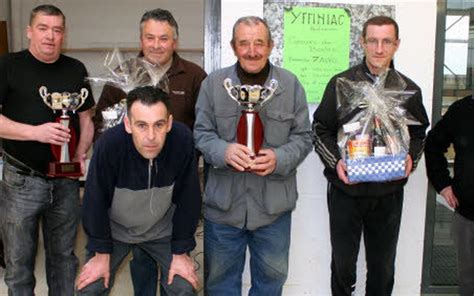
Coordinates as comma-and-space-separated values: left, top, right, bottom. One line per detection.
92, 8, 206, 295
425, 94, 474, 296
76, 86, 201, 295
312, 16, 429, 296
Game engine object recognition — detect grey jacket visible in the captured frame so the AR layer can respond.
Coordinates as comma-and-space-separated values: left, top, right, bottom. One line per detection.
194, 63, 312, 230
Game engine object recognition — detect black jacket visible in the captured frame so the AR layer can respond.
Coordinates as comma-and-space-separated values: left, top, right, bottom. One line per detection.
312, 61, 430, 197
425, 95, 474, 220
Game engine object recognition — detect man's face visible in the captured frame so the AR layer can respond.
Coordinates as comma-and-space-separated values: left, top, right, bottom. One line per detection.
231, 22, 273, 74
27, 13, 65, 63
360, 24, 400, 75
124, 101, 173, 160
140, 20, 177, 65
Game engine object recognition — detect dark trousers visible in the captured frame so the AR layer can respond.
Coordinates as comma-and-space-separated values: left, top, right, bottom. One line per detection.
452, 212, 474, 296
328, 183, 404, 296
77, 237, 194, 296
130, 247, 158, 296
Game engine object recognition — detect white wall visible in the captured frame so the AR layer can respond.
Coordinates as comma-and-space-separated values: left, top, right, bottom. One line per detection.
10, 0, 204, 51
221, 0, 436, 295
0, 0, 8, 20
8, 0, 205, 83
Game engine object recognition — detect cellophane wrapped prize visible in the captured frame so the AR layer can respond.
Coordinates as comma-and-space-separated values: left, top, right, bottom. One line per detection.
335, 69, 420, 182
87, 48, 169, 132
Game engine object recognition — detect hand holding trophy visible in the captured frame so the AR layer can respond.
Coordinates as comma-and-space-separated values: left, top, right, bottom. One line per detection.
223, 78, 278, 157
39, 86, 88, 177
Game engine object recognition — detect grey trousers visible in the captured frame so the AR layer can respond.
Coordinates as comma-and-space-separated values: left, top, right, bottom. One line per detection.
452, 212, 474, 296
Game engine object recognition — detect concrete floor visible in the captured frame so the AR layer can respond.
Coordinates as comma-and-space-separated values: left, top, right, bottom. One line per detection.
0, 221, 204, 295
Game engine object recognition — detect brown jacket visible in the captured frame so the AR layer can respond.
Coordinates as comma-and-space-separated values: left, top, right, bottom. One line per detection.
93, 52, 207, 139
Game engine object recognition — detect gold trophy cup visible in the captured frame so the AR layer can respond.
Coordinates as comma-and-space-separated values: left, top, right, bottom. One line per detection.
223, 78, 278, 156
39, 86, 88, 177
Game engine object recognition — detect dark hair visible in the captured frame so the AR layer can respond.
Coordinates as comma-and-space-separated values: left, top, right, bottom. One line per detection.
126, 86, 170, 114
30, 5, 65, 26
231, 16, 272, 46
140, 8, 178, 39
362, 16, 399, 40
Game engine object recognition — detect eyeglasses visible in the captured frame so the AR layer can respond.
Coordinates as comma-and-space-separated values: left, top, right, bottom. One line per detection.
364, 38, 398, 48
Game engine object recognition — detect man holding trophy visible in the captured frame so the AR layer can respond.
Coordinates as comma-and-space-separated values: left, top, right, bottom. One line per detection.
194, 16, 312, 294
0, 4, 94, 295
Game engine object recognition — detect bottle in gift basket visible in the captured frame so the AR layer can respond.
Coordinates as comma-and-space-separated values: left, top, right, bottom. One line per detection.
343, 121, 371, 159
372, 116, 387, 157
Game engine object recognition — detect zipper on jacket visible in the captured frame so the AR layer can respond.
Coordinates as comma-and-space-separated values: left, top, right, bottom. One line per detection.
148, 158, 158, 216
148, 159, 153, 189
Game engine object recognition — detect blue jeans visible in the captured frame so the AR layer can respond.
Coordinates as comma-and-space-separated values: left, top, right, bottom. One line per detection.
204, 212, 291, 296
129, 246, 158, 296
77, 237, 195, 296
0, 161, 80, 296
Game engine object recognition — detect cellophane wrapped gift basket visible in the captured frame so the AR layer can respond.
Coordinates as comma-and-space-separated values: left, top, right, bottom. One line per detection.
87, 48, 169, 132
335, 69, 420, 183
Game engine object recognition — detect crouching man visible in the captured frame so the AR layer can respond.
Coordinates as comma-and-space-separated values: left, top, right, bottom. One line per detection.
76, 86, 201, 295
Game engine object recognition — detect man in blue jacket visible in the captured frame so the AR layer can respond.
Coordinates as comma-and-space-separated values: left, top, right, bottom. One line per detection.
76, 86, 201, 295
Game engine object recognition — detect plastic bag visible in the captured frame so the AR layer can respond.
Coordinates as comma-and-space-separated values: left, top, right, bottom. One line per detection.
87, 48, 169, 132
335, 69, 419, 182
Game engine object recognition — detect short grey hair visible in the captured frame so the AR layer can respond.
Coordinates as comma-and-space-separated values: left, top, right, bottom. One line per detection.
231, 16, 272, 46
140, 8, 178, 39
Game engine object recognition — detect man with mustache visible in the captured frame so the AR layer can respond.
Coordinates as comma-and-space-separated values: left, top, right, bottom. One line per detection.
194, 16, 312, 295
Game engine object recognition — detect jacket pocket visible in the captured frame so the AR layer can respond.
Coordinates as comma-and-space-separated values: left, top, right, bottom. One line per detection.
262, 173, 298, 215
263, 110, 295, 147
204, 168, 234, 211
215, 108, 238, 142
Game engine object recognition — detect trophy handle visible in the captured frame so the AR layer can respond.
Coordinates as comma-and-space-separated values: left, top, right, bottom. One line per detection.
260, 79, 278, 106
223, 78, 241, 104
39, 86, 52, 108
75, 88, 88, 111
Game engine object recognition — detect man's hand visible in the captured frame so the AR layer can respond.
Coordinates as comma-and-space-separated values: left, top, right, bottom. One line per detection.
336, 159, 350, 184
168, 253, 199, 290
224, 143, 253, 171
405, 154, 413, 177
33, 122, 70, 145
250, 148, 276, 176
76, 253, 110, 291
67, 153, 87, 180
72, 153, 87, 175
440, 186, 459, 209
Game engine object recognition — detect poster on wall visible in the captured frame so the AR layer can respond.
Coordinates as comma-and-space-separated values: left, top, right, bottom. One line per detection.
264, 1, 395, 104
283, 6, 350, 103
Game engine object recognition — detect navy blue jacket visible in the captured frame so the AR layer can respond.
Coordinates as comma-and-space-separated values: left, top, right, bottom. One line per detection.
82, 122, 201, 254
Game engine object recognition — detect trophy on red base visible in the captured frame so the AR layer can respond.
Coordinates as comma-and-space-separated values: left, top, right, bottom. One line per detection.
39, 86, 88, 177
223, 78, 278, 156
